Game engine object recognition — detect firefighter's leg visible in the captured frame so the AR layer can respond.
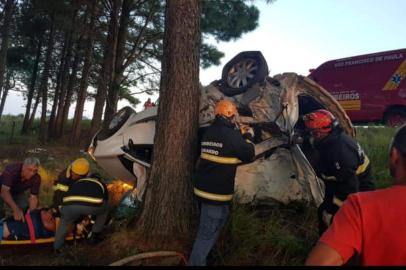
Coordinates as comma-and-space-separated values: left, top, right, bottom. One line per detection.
54, 205, 81, 250
188, 203, 229, 266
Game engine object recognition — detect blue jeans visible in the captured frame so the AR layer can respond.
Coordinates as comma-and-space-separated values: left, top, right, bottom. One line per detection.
188, 202, 230, 266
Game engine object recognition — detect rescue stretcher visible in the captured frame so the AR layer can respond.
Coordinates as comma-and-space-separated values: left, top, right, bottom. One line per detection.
0, 234, 83, 245
0, 211, 90, 246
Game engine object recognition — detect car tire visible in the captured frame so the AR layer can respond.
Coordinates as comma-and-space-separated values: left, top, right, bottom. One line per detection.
97, 106, 135, 141
384, 107, 406, 127
219, 51, 269, 96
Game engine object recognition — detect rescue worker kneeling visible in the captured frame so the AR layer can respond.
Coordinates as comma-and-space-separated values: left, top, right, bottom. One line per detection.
188, 100, 255, 266
53, 174, 109, 251
51, 158, 90, 216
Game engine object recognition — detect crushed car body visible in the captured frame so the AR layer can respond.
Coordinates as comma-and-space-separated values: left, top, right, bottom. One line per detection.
88, 51, 355, 207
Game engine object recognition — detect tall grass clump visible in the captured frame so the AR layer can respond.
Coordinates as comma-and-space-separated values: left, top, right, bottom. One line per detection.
356, 126, 396, 188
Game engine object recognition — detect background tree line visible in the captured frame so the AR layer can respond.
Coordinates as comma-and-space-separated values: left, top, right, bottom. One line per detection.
0, 0, 260, 145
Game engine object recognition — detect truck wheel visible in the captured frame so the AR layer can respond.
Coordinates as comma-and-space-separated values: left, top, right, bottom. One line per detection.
219, 51, 269, 96
384, 108, 406, 127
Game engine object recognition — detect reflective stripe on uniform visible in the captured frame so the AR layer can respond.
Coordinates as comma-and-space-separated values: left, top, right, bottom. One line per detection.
63, 196, 103, 204
194, 188, 233, 202
53, 183, 69, 192
200, 153, 241, 165
333, 196, 344, 207
356, 155, 370, 175
77, 178, 105, 193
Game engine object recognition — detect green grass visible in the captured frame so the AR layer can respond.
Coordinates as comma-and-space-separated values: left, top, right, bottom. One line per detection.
355, 126, 397, 188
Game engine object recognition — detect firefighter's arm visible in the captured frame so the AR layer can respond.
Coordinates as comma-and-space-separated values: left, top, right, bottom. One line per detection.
230, 130, 255, 163
332, 146, 360, 202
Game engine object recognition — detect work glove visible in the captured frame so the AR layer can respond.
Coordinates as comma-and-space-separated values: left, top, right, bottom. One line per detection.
240, 126, 255, 142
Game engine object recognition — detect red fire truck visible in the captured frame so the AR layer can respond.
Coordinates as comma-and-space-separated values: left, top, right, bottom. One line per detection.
308, 48, 406, 126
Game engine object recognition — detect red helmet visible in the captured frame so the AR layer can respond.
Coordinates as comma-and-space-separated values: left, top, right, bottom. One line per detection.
303, 109, 337, 133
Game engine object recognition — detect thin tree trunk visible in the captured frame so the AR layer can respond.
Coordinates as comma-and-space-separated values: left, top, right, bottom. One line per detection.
22, 38, 43, 134
103, 0, 133, 126
54, 8, 78, 139
48, 33, 70, 138
89, 0, 122, 138
58, 40, 81, 137
28, 89, 41, 130
39, 15, 56, 142
70, 1, 97, 145
0, 72, 13, 121
137, 0, 201, 248
0, 0, 15, 97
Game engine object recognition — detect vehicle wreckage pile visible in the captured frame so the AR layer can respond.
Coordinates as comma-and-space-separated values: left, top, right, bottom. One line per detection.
90, 51, 356, 208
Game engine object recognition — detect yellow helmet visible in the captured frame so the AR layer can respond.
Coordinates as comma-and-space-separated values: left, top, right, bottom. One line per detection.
214, 100, 238, 118
70, 158, 90, 176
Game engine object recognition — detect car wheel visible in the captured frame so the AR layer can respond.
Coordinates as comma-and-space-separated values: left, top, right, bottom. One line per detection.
219, 51, 269, 96
97, 106, 135, 141
384, 107, 406, 127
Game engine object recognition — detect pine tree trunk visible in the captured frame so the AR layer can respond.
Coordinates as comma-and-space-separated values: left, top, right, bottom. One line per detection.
89, 0, 122, 138
137, 0, 201, 248
70, 1, 97, 145
28, 89, 41, 130
55, 38, 82, 138
22, 38, 43, 134
54, 9, 77, 139
0, 0, 15, 97
58, 39, 82, 138
39, 15, 56, 142
0, 72, 12, 121
103, 0, 132, 126
48, 33, 70, 138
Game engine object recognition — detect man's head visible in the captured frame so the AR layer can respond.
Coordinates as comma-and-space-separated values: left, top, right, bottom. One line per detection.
68, 158, 90, 180
303, 109, 337, 141
215, 100, 238, 124
389, 124, 406, 182
21, 157, 40, 181
40, 209, 57, 232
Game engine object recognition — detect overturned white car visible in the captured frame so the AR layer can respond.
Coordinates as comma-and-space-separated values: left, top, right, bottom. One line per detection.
88, 51, 355, 207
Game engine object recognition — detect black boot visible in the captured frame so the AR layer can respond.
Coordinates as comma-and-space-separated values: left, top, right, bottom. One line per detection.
86, 231, 104, 245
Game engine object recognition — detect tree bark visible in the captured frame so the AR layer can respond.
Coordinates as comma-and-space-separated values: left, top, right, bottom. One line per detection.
0, 71, 13, 121
103, 0, 133, 126
48, 32, 70, 138
89, 0, 122, 138
137, 0, 201, 248
54, 9, 79, 139
0, 0, 15, 98
28, 89, 41, 130
22, 37, 43, 134
70, 1, 98, 144
57, 40, 82, 138
38, 14, 56, 142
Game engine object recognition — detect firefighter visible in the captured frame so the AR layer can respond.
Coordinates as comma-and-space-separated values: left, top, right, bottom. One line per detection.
53, 174, 109, 251
188, 100, 255, 266
303, 109, 375, 235
51, 158, 90, 216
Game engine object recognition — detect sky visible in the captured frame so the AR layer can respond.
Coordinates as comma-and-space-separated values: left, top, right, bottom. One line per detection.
3, 0, 406, 118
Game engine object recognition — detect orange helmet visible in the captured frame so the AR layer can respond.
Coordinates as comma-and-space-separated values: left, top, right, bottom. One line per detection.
303, 109, 337, 133
214, 100, 238, 118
